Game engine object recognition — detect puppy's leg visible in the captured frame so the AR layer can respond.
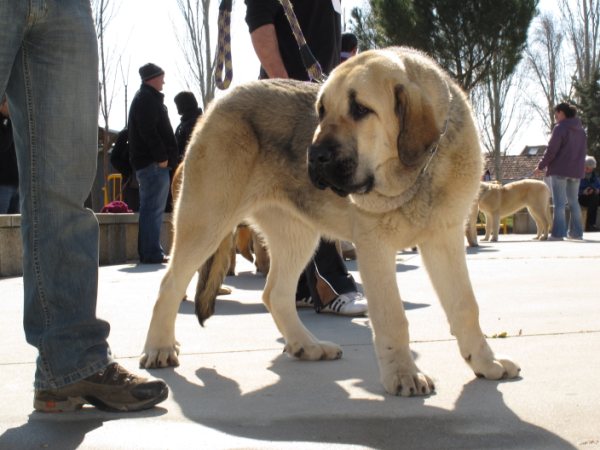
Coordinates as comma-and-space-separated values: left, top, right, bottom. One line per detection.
490, 212, 500, 242
252, 230, 270, 275
482, 212, 492, 241
256, 211, 342, 361
530, 197, 551, 240
418, 226, 520, 380
465, 201, 479, 247
357, 243, 435, 396
528, 206, 546, 240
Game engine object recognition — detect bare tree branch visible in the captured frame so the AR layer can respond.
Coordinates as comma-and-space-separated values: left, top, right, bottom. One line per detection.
174, 0, 216, 108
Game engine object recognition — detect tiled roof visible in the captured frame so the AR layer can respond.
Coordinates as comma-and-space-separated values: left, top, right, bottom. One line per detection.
483, 145, 547, 183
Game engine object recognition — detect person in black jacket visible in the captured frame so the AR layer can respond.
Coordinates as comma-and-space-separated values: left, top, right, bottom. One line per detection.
128, 63, 178, 264
245, 0, 367, 316
0, 97, 19, 214
174, 91, 203, 162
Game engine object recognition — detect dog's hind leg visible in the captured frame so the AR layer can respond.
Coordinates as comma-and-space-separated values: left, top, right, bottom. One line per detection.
528, 206, 547, 240
255, 210, 343, 361
140, 206, 239, 369
418, 225, 521, 381
465, 201, 479, 247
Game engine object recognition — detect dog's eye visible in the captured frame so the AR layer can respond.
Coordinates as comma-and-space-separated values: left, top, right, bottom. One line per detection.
318, 103, 325, 121
350, 101, 372, 121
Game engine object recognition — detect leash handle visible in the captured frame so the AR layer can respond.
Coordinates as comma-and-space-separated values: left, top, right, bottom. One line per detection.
215, 0, 233, 90
278, 0, 325, 82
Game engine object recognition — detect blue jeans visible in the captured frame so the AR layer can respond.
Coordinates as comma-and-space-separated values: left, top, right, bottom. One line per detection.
0, 185, 19, 213
551, 176, 584, 239
1, 0, 112, 389
136, 164, 170, 262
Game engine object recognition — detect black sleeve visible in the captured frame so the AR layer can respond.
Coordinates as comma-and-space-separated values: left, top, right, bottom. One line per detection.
245, 0, 281, 32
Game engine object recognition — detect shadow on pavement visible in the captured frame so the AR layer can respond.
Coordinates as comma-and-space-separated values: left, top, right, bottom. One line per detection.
0, 408, 167, 450
159, 359, 575, 450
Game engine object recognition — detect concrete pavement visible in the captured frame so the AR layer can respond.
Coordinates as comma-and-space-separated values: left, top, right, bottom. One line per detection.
1, 233, 599, 449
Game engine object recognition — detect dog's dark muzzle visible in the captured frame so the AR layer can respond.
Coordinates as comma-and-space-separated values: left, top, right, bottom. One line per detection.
308, 141, 372, 197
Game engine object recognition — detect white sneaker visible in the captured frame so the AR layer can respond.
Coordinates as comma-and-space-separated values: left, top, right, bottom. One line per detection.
566, 236, 584, 241
296, 297, 314, 309
321, 291, 368, 316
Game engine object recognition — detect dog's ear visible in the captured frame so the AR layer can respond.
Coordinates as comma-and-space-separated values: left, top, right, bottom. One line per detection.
394, 84, 441, 168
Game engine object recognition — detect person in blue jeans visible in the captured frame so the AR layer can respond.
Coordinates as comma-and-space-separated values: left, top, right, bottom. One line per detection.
128, 63, 178, 264
0, 0, 168, 412
534, 102, 587, 240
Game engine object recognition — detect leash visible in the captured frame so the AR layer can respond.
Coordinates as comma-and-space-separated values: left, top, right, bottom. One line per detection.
214, 0, 325, 90
277, 0, 325, 83
215, 0, 233, 90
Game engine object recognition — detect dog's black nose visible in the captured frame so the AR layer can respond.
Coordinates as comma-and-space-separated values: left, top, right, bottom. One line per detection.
308, 141, 338, 166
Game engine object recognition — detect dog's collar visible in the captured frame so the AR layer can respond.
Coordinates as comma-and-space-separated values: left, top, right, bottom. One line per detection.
420, 118, 449, 175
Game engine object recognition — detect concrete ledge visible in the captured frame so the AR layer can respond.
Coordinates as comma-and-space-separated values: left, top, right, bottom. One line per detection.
0, 215, 23, 278
0, 213, 173, 278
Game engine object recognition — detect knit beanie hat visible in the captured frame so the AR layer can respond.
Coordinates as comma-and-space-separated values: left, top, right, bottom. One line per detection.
174, 91, 199, 115
585, 155, 597, 168
139, 63, 164, 81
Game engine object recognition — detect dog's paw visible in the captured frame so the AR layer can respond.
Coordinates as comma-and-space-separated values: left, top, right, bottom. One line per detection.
140, 342, 181, 369
380, 366, 435, 397
284, 340, 343, 360
470, 355, 520, 380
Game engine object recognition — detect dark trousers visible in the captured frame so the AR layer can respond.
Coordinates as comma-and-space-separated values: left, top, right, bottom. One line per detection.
579, 193, 599, 230
296, 239, 357, 309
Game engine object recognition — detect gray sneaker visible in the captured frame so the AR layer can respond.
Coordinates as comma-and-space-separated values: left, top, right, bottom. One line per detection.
34, 363, 168, 412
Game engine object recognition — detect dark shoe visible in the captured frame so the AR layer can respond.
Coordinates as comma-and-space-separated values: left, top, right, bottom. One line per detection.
140, 256, 169, 264
34, 363, 168, 412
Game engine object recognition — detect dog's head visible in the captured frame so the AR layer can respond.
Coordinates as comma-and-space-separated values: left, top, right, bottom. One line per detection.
308, 47, 451, 207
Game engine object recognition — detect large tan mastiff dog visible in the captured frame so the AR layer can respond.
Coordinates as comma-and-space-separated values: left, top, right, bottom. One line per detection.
140, 47, 520, 396
466, 179, 552, 246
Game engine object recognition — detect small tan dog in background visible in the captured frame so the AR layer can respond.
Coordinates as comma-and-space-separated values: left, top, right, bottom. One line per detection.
466, 179, 552, 246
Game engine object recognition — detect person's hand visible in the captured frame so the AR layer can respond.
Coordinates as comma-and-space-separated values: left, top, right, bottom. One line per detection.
157, 160, 168, 168
533, 168, 544, 177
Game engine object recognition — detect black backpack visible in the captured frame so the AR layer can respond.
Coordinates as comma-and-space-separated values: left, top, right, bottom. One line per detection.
110, 127, 132, 178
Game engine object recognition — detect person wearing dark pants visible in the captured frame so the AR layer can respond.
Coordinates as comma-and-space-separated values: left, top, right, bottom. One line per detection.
128, 63, 178, 264
245, 0, 367, 316
579, 156, 600, 231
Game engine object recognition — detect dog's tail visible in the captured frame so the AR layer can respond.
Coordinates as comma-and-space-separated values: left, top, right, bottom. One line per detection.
194, 232, 234, 326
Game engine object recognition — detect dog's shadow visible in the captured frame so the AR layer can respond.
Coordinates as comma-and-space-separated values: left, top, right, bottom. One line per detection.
160, 356, 574, 450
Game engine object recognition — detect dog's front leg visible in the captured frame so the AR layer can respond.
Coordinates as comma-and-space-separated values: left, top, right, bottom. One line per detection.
357, 244, 435, 396
418, 225, 520, 380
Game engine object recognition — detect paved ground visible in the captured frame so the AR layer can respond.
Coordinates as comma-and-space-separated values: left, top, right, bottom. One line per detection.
1, 233, 599, 450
